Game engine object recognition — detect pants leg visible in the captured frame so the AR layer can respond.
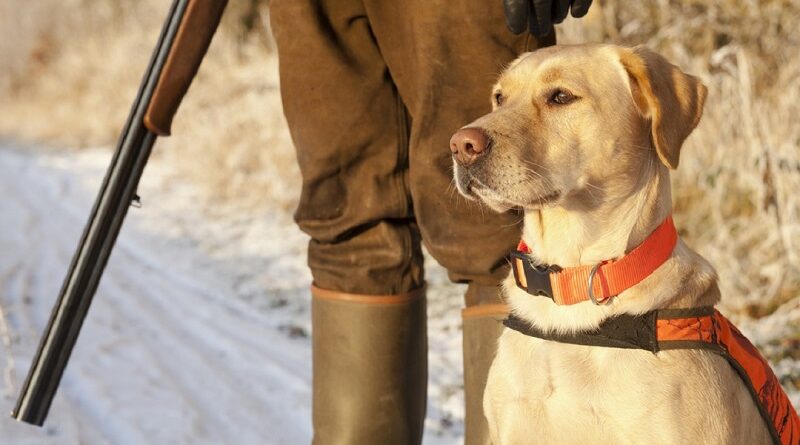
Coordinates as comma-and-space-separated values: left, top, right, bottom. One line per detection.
363, 0, 555, 286
270, 0, 423, 296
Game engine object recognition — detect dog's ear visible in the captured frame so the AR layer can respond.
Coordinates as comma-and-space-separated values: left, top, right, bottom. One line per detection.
619, 45, 707, 169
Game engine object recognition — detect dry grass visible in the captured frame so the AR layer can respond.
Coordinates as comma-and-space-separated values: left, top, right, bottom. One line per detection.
0, 0, 798, 315
0, 0, 298, 211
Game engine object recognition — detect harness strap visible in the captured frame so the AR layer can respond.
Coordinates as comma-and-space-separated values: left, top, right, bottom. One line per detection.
504, 309, 800, 445
512, 216, 678, 305
503, 311, 661, 352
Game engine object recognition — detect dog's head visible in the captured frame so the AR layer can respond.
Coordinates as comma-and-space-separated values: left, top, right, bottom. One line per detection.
451, 44, 707, 213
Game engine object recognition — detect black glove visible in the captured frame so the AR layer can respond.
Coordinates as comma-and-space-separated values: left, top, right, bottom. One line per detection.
503, 0, 592, 37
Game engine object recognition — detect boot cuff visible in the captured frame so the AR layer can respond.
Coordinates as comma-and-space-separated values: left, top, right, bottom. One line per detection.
311, 284, 426, 305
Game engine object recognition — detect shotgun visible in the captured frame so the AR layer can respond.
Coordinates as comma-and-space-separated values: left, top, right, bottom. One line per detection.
12, 0, 228, 426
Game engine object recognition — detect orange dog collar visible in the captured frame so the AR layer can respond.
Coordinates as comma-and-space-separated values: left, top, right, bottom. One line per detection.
512, 216, 678, 305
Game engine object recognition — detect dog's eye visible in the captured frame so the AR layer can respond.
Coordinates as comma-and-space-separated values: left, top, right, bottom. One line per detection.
494, 92, 505, 106
548, 89, 576, 105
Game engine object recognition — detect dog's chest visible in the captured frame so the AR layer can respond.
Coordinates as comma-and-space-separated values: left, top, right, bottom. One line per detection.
486, 328, 757, 444
502, 332, 660, 405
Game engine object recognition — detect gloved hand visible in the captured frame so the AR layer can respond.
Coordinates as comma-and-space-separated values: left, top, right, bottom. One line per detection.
503, 0, 592, 37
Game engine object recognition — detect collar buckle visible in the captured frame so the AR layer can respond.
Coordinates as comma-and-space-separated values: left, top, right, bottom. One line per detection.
511, 251, 559, 299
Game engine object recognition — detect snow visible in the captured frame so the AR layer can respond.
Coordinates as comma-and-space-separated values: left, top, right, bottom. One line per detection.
0, 142, 797, 444
0, 144, 312, 444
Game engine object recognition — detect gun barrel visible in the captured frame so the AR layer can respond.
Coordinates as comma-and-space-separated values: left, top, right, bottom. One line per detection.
12, 0, 227, 425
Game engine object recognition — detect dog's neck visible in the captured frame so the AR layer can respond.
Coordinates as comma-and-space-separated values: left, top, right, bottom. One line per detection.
522, 165, 670, 269
511, 161, 720, 332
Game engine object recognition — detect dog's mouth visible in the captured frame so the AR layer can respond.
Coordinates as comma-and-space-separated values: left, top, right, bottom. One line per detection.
454, 159, 562, 211
461, 176, 561, 212
469, 182, 517, 211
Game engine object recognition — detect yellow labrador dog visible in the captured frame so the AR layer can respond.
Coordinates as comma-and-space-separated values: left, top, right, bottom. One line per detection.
450, 44, 776, 444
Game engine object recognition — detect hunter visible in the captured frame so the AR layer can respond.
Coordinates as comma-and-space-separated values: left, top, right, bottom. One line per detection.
269, 1, 592, 443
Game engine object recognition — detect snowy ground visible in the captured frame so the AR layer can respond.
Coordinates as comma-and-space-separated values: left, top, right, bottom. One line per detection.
0, 142, 797, 445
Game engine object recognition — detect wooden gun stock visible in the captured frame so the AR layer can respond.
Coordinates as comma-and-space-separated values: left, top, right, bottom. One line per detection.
144, 0, 228, 136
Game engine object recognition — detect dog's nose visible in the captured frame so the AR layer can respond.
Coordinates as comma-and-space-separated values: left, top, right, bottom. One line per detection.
450, 127, 490, 166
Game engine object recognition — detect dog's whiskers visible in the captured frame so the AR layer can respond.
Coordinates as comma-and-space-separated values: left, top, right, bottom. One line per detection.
518, 167, 558, 191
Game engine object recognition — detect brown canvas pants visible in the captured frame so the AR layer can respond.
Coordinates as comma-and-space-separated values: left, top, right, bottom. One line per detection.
270, 0, 553, 297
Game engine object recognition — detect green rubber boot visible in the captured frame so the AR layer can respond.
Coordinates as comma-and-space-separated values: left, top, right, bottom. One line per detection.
311, 285, 427, 445
462, 284, 508, 445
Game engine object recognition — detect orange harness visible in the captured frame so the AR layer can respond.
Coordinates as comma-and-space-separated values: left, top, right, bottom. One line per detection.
507, 217, 800, 444
504, 309, 800, 445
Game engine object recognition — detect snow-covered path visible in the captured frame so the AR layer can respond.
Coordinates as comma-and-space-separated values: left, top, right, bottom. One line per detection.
0, 145, 319, 444
0, 144, 467, 444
